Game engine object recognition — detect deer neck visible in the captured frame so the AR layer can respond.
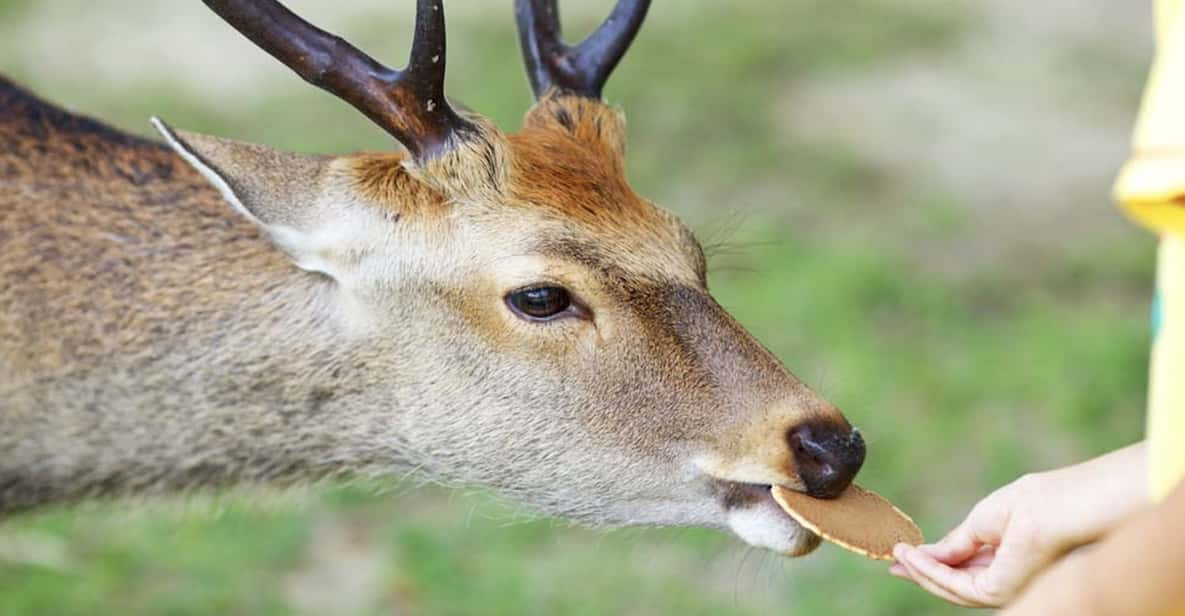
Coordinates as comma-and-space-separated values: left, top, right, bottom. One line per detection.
0, 149, 424, 515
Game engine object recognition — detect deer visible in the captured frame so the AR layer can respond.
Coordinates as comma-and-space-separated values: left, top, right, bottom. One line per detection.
0, 0, 867, 557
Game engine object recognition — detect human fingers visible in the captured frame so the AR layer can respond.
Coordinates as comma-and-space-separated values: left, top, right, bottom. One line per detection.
961, 546, 996, 569
895, 545, 985, 608
894, 544, 995, 607
890, 552, 991, 588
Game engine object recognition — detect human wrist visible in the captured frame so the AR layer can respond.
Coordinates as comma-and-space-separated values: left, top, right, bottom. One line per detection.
1031, 444, 1148, 547
1004, 471, 1089, 552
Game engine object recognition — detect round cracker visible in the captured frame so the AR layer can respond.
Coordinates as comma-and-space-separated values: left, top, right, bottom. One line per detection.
770, 484, 923, 560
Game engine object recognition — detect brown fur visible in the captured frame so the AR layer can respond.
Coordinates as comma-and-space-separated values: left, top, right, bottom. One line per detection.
1, 76, 852, 556
347, 152, 449, 218
1, 77, 336, 508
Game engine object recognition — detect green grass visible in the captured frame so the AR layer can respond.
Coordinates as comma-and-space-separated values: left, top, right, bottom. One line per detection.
0, 0, 1154, 614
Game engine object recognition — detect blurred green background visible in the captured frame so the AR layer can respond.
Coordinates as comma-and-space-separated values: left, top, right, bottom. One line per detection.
0, 0, 1158, 614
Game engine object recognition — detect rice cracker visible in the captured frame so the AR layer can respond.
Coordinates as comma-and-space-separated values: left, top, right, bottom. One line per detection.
771, 484, 923, 560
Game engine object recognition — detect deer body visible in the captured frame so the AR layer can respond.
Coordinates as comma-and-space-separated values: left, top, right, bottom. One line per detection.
0, 0, 868, 557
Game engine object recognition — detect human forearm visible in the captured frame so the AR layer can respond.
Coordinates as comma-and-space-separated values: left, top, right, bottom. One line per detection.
1003, 477, 1185, 616
1036, 441, 1149, 548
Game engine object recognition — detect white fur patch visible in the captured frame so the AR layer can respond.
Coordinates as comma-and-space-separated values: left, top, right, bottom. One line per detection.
726, 499, 820, 557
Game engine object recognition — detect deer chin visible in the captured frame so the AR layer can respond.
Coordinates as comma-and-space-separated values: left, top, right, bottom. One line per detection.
715, 481, 822, 557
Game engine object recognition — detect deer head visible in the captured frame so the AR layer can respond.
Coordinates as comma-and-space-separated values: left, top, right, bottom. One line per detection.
145, 0, 866, 556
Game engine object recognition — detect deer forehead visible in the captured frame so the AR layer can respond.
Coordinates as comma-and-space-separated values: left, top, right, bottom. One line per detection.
341, 125, 705, 288
417, 208, 703, 295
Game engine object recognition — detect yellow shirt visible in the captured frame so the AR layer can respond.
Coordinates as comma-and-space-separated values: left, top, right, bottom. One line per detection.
1114, 6, 1185, 614
1114, 0, 1185, 504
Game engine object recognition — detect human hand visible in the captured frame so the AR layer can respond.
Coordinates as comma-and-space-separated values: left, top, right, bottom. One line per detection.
889, 443, 1147, 608
889, 474, 1064, 608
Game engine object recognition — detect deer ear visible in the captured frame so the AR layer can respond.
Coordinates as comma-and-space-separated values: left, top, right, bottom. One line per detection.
151, 117, 328, 229
151, 117, 390, 279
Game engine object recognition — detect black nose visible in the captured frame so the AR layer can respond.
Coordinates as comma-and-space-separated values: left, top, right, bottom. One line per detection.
788, 422, 866, 499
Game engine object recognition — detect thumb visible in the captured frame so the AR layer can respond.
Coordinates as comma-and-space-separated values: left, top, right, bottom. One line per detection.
920, 523, 981, 564
923, 504, 1007, 564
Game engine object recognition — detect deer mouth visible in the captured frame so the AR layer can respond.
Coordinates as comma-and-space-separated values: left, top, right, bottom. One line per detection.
713, 480, 822, 557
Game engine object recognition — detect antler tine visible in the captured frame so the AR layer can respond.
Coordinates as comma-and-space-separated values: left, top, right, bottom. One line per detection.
515, 0, 651, 100
202, 0, 472, 160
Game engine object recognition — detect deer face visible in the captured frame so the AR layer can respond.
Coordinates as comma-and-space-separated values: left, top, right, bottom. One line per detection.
157, 0, 866, 556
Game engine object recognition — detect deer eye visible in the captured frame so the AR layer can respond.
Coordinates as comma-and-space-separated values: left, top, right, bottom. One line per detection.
506, 286, 575, 321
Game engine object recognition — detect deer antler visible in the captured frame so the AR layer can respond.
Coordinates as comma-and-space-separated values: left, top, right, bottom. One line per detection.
515, 0, 651, 100
202, 0, 473, 160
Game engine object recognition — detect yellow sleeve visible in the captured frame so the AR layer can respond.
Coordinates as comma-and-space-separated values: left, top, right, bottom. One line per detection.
1114, 0, 1185, 233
